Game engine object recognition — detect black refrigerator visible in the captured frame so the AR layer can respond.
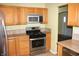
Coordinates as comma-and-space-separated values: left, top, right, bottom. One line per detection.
0, 12, 7, 56
58, 11, 72, 41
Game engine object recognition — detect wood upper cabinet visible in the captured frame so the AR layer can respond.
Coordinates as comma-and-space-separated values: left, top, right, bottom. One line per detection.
68, 4, 79, 26
27, 7, 35, 14
0, 6, 18, 26
17, 7, 26, 24
0, 5, 48, 25
21, 7, 35, 24
24, 7, 35, 15
8, 37, 16, 56
46, 32, 51, 50
24, 7, 48, 24
43, 8, 48, 24
77, 4, 79, 26
35, 8, 43, 15
17, 7, 35, 24
35, 8, 48, 24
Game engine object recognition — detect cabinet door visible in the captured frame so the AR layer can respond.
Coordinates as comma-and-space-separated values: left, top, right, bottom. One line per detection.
17, 7, 35, 25
68, 4, 78, 26
16, 35, 30, 56
28, 7, 35, 14
35, 8, 43, 15
23, 7, 35, 24
77, 4, 79, 26
43, 8, 48, 24
35, 8, 48, 24
46, 32, 51, 50
17, 7, 26, 25
8, 38, 16, 56
0, 6, 18, 26
24, 7, 35, 15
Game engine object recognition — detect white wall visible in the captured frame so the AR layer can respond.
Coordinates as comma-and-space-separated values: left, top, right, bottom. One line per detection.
46, 3, 66, 54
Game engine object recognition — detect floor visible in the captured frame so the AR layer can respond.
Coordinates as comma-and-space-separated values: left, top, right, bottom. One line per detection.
35, 52, 56, 56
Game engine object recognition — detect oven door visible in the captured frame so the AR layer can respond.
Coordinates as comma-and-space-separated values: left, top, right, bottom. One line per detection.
30, 37, 46, 51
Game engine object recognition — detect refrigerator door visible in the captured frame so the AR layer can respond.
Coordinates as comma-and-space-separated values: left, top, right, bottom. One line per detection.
58, 12, 67, 35
58, 12, 72, 36
0, 13, 7, 56
58, 12, 72, 41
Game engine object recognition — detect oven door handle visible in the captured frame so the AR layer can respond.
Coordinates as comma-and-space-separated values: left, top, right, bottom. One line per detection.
30, 37, 46, 41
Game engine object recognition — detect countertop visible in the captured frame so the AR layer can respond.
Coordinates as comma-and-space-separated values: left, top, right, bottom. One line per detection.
7, 33, 29, 38
6, 28, 51, 38
57, 40, 79, 53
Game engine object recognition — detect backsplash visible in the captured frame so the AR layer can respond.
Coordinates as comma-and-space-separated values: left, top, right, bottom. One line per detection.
6, 25, 26, 30
6, 24, 48, 35
6, 29, 26, 35
6, 24, 46, 30
72, 27, 79, 40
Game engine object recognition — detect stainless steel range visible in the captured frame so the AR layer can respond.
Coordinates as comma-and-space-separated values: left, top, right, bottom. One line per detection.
26, 27, 46, 55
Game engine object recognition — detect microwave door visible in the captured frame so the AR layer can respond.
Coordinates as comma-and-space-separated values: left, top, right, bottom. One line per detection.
33, 17, 39, 23
27, 16, 33, 23
27, 16, 39, 23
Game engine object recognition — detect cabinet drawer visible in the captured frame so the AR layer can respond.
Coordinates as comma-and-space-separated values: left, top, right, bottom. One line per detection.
19, 40, 29, 45
19, 36, 29, 40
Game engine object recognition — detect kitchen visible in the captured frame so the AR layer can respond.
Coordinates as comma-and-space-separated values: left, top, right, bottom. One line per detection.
0, 3, 51, 56
0, 3, 79, 56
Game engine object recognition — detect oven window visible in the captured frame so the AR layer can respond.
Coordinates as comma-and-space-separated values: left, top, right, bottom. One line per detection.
32, 39, 45, 48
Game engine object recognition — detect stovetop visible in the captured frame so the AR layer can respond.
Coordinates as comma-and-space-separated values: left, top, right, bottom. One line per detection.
26, 30, 46, 38
29, 33, 46, 38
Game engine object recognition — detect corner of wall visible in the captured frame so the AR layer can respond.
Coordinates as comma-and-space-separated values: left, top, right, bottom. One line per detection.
50, 49, 57, 55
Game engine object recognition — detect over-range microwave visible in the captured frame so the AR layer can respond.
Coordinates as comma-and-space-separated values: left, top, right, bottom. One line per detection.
27, 15, 43, 23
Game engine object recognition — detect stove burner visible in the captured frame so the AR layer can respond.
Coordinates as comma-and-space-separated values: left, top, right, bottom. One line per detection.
29, 33, 46, 38
26, 29, 46, 38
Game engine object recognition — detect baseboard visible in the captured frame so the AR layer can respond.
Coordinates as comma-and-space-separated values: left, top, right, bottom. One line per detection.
50, 49, 57, 55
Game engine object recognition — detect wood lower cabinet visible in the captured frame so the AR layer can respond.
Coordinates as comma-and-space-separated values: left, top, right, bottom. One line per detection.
7, 35, 30, 56
8, 37, 16, 56
46, 32, 51, 50
16, 35, 30, 56
57, 44, 63, 56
